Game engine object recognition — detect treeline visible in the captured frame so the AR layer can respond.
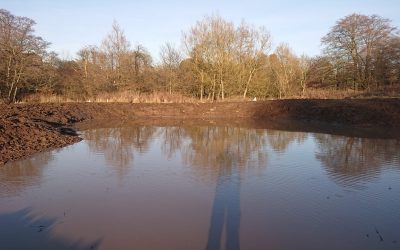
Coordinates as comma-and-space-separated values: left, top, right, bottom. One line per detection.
0, 9, 399, 103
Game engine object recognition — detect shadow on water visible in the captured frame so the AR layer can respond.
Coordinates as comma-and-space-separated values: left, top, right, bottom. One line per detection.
206, 153, 241, 250
0, 152, 54, 197
0, 208, 102, 250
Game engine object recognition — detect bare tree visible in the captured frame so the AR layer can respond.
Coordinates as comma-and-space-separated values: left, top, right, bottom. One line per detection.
131, 44, 152, 77
183, 38, 210, 100
307, 56, 336, 88
184, 14, 236, 100
77, 45, 109, 95
130, 44, 152, 91
374, 36, 400, 87
322, 14, 396, 90
184, 15, 274, 100
0, 9, 49, 102
160, 42, 182, 94
235, 21, 271, 99
2, 9, 398, 102
76, 21, 153, 94
269, 43, 300, 99
101, 20, 131, 89
298, 54, 311, 96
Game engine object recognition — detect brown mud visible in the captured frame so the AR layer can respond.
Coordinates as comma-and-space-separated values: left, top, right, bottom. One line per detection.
1, 98, 400, 165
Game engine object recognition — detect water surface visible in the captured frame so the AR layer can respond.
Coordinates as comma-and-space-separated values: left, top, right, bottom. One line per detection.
1, 125, 399, 250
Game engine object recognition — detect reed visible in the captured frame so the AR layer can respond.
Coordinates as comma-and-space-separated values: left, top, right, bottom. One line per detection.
20, 86, 399, 104
21, 91, 198, 103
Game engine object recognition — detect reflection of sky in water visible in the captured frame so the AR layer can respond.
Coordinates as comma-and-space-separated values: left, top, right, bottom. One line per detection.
0, 126, 399, 250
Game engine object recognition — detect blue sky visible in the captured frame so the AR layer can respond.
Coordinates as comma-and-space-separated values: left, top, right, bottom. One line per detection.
1, 0, 399, 61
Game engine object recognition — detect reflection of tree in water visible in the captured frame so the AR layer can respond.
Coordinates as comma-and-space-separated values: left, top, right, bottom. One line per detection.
0, 152, 53, 197
176, 127, 309, 176
157, 127, 187, 159
84, 127, 157, 177
84, 126, 312, 179
266, 130, 308, 153
181, 127, 269, 176
314, 134, 400, 188
160, 126, 268, 250
174, 127, 308, 249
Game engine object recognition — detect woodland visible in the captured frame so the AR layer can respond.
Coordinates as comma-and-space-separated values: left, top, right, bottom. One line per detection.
1, 9, 399, 103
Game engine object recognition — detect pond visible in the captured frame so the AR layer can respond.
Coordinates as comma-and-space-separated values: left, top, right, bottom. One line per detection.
0, 125, 399, 250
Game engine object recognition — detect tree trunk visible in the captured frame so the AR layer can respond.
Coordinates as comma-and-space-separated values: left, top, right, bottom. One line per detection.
6, 56, 12, 87
218, 67, 224, 100
7, 83, 14, 101
221, 78, 225, 100
200, 73, 204, 101
243, 87, 248, 99
12, 86, 18, 103
212, 74, 216, 101
243, 70, 255, 99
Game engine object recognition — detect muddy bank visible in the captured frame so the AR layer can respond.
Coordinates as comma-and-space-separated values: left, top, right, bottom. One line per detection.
1, 99, 400, 165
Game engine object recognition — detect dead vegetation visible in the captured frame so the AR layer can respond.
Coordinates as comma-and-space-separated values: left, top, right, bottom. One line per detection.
18, 86, 400, 103
21, 91, 198, 103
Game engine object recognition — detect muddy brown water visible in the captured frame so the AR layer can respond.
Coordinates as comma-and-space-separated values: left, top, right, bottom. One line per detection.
1, 125, 400, 250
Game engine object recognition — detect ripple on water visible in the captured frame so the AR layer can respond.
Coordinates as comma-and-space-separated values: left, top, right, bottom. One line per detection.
1, 126, 400, 250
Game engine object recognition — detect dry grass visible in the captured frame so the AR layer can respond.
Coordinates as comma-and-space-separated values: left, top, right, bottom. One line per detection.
298, 88, 364, 99
21, 94, 78, 103
18, 86, 399, 104
94, 91, 199, 103
21, 91, 198, 103
300, 85, 400, 99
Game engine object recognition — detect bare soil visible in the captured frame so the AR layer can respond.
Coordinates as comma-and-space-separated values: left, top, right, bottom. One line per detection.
1, 99, 400, 165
